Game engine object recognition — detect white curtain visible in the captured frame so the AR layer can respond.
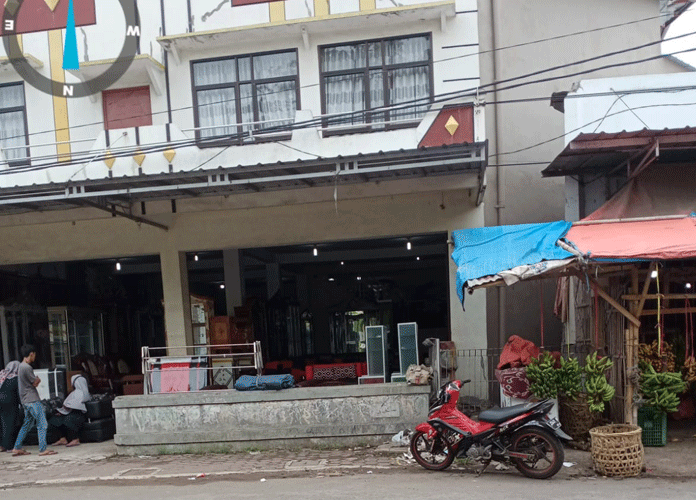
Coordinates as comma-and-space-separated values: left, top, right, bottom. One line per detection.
257, 81, 296, 130
322, 36, 430, 126
0, 85, 27, 163
197, 88, 236, 140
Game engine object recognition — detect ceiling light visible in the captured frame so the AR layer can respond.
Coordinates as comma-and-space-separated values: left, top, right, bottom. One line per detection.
407, 240, 412, 250
416, 256, 420, 261
357, 276, 362, 281
341, 261, 345, 265
220, 284, 225, 289
328, 277, 335, 282
194, 254, 199, 261
687, 283, 693, 290
115, 261, 121, 271
313, 246, 318, 257
650, 269, 658, 279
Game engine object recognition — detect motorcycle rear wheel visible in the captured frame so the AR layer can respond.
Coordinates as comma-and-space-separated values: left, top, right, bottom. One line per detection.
510, 427, 564, 479
410, 431, 455, 471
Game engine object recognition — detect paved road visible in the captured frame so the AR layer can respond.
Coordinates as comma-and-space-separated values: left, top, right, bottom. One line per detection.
1, 472, 694, 500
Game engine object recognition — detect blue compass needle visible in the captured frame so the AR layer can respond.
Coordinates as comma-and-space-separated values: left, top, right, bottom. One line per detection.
63, 0, 79, 70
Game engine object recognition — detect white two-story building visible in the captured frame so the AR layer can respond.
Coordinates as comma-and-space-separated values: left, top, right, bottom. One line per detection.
0, 0, 487, 380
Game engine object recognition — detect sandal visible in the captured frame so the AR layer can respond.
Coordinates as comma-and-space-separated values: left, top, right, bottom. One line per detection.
12, 449, 31, 456
39, 450, 58, 456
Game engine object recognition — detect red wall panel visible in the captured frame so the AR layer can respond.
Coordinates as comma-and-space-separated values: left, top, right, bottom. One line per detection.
1, 0, 96, 35
418, 105, 475, 148
103, 86, 152, 130
232, 0, 284, 5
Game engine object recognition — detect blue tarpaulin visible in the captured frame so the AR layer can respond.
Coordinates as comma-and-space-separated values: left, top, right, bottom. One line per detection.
451, 221, 574, 304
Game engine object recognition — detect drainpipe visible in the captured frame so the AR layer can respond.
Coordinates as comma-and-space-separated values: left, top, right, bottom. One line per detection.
489, 0, 506, 348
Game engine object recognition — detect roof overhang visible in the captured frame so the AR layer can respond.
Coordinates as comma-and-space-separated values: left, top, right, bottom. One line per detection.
67, 55, 165, 101
157, 1, 456, 59
542, 127, 696, 177
0, 142, 487, 221
0, 53, 43, 71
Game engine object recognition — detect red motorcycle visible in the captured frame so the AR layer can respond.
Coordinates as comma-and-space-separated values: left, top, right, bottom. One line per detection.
411, 380, 571, 479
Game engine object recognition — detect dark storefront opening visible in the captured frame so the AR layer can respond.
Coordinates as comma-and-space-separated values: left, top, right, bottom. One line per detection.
187, 233, 451, 379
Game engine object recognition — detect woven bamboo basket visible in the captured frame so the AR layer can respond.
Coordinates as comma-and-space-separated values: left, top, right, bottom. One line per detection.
559, 393, 599, 440
589, 424, 644, 477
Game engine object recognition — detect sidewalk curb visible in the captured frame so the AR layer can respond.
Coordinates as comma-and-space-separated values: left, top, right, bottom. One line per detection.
1, 464, 396, 489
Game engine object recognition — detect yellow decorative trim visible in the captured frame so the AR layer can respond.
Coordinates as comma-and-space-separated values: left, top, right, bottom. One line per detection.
445, 115, 459, 136
158, 1, 455, 43
133, 150, 146, 167
43, 0, 60, 11
104, 150, 115, 169
48, 30, 71, 162
269, 1, 285, 23
359, 0, 376, 11
314, 0, 329, 17
163, 148, 176, 163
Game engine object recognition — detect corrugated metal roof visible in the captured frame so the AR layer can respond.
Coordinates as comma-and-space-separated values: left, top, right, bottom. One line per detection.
0, 142, 487, 217
542, 127, 696, 177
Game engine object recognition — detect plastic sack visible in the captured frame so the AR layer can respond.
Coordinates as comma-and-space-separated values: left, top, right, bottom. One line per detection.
405, 364, 433, 385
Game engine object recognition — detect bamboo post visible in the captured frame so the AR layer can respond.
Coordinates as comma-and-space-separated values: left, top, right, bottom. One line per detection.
626, 266, 640, 424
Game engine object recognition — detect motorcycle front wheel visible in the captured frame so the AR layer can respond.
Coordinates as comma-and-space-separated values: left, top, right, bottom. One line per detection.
410, 431, 455, 471
510, 427, 564, 479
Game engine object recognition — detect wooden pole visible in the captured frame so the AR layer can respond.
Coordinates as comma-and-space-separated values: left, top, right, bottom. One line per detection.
626, 266, 640, 425
588, 277, 641, 327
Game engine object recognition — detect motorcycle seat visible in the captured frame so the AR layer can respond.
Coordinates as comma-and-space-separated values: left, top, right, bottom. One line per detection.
478, 403, 535, 424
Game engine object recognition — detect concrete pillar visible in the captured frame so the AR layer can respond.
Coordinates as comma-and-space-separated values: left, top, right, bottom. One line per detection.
223, 249, 243, 315
160, 248, 193, 355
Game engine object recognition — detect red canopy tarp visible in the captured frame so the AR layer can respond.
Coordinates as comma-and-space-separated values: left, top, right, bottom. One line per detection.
565, 216, 696, 260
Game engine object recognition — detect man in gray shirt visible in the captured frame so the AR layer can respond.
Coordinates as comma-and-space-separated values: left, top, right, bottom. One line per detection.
12, 344, 57, 456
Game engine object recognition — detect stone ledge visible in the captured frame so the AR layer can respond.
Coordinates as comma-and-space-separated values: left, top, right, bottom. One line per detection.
113, 383, 430, 408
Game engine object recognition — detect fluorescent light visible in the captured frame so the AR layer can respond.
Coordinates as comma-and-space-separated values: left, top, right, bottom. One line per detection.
313, 246, 318, 257
687, 283, 693, 290
194, 254, 199, 261
416, 256, 420, 261
357, 276, 362, 281
341, 261, 344, 265
328, 277, 335, 282
650, 269, 658, 279
115, 262, 121, 271
220, 284, 225, 289
407, 240, 412, 250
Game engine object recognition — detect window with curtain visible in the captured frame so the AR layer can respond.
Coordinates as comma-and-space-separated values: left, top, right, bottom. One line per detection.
0, 83, 29, 165
191, 50, 299, 144
320, 34, 432, 131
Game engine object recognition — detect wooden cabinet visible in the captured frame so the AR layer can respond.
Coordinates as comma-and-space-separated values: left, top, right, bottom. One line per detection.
210, 316, 232, 345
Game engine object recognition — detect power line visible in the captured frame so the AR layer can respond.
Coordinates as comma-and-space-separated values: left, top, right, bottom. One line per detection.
5, 43, 696, 176
0, 13, 677, 145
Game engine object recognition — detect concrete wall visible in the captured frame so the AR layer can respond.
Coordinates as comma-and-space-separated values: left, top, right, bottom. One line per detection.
0, 185, 486, 354
476, 0, 685, 350
113, 383, 430, 454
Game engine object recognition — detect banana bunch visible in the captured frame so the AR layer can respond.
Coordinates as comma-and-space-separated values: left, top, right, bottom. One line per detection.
683, 356, 696, 388
640, 362, 687, 414
556, 356, 581, 400
526, 352, 559, 399
584, 352, 615, 413
638, 340, 676, 373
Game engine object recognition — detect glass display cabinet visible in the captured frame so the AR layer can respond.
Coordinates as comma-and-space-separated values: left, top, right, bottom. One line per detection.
47, 307, 105, 370
1, 305, 49, 368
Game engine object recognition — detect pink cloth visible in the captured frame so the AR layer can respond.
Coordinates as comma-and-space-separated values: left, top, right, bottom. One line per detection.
565, 216, 696, 260
160, 362, 189, 393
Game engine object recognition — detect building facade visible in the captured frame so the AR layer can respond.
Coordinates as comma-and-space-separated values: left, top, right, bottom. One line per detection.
477, 0, 687, 351
0, 1, 488, 375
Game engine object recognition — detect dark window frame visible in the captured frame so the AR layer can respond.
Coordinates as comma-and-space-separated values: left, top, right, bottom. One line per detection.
190, 48, 301, 147
318, 33, 434, 135
0, 81, 30, 167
